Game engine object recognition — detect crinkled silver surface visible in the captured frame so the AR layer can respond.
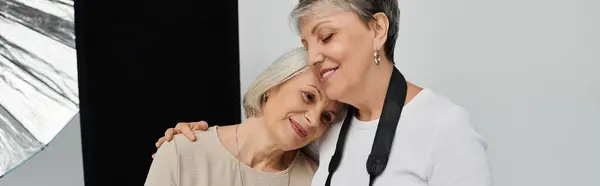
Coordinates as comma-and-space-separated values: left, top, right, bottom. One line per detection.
0, 0, 77, 177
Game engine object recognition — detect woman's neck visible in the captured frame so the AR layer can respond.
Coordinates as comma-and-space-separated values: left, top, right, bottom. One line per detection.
234, 117, 291, 171
342, 58, 422, 121
344, 60, 394, 121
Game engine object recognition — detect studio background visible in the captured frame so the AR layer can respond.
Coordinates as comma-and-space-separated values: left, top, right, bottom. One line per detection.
238, 1, 600, 186
1, 0, 599, 186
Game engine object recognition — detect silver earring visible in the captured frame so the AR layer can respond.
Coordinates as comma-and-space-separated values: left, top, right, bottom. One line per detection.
374, 50, 381, 65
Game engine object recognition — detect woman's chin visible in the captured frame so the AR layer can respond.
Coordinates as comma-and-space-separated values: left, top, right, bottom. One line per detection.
324, 85, 346, 101
278, 133, 306, 150
281, 141, 304, 151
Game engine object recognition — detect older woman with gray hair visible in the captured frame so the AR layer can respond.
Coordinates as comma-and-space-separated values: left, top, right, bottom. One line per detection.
144, 47, 344, 186
154, 0, 493, 186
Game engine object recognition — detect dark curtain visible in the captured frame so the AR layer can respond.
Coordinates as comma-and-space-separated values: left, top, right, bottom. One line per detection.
75, 1, 240, 185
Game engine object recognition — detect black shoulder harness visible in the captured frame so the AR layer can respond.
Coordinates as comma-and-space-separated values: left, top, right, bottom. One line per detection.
324, 67, 407, 186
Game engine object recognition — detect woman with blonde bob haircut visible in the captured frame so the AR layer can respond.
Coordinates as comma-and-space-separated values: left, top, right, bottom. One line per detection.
144, 47, 344, 186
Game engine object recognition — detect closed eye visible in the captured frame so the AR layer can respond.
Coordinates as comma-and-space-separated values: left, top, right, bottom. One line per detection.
321, 33, 334, 43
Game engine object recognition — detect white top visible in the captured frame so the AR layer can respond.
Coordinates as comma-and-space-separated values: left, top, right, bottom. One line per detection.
309, 89, 493, 186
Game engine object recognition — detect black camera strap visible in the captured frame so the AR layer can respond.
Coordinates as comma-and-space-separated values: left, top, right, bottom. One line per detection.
324, 67, 407, 186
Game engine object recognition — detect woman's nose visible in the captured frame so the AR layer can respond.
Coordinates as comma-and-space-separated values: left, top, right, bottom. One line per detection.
307, 47, 324, 67
304, 110, 321, 127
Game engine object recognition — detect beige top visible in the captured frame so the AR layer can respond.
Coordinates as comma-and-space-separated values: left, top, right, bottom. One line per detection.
144, 126, 318, 186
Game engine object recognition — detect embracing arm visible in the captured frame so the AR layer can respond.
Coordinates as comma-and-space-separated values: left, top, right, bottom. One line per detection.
153, 120, 322, 160
427, 106, 493, 186
152, 121, 209, 158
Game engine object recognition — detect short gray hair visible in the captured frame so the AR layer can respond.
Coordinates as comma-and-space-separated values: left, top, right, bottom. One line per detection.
242, 47, 310, 117
290, 0, 400, 61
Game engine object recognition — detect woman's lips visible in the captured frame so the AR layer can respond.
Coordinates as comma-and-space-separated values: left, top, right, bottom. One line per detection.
320, 67, 338, 82
289, 118, 308, 138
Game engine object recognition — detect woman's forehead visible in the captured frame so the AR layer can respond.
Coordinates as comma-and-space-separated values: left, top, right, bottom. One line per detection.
292, 70, 322, 85
299, 10, 355, 29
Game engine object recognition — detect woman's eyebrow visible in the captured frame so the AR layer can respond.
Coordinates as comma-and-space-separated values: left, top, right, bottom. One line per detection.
305, 84, 323, 99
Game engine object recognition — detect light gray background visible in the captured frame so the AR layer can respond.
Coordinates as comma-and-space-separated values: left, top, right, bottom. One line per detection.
0, 114, 84, 186
239, 0, 600, 186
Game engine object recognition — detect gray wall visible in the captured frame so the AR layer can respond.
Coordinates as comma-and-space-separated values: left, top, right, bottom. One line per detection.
0, 114, 84, 186
238, 0, 600, 186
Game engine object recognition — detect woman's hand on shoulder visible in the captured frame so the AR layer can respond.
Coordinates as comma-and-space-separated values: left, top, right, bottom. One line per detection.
152, 121, 209, 158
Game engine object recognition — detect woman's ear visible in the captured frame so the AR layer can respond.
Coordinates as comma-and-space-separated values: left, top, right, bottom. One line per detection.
262, 93, 269, 102
371, 12, 389, 50
263, 87, 279, 102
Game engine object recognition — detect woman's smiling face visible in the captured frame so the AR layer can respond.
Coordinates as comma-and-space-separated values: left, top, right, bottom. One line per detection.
261, 70, 341, 150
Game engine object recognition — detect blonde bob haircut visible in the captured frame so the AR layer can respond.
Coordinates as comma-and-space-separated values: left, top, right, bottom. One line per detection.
242, 47, 310, 117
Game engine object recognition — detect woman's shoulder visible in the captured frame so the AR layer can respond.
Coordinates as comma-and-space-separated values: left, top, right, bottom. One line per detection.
172, 126, 217, 143
413, 89, 486, 149
419, 89, 471, 123
404, 88, 470, 121
402, 88, 479, 139
409, 88, 462, 110
282, 151, 318, 186
292, 151, 319, 174
169, 126, 222, 156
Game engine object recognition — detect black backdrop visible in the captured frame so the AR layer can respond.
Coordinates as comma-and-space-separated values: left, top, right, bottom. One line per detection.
75, 1, 241, 185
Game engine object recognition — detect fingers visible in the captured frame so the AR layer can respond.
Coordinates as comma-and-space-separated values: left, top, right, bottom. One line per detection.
176, 122, 196, 141
193, 121, 209, 131
154, 120, 209, 157
164, 128, 175, 141
174, 121, 210, 142
155, 137, 166, 148
152, 153, 156, 159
